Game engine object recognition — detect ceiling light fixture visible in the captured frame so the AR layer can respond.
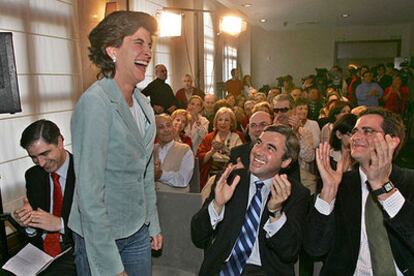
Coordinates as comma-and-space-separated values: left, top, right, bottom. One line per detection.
260, 18, 267, 23
219, 16, 246, 36
242, 3, 252, 8
158, 11, 182, 37
342, 13, 350, 18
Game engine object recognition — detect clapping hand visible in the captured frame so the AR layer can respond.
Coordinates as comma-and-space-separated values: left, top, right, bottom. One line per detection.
365, 133, 399, 192
267, 174, 291, 212
316, 142, 344, 203
213, 164, 241, 214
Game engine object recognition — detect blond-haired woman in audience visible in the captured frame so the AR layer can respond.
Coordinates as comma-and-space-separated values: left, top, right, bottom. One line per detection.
197, 107, 244, 189
185, 95, 209, 153
171, 109, 192, 149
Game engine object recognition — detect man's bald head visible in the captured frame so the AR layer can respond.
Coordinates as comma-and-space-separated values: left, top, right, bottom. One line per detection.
248, 111, 272, 143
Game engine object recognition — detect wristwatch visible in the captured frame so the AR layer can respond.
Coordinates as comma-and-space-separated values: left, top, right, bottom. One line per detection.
371, 181, 395, 196
268, 208, 282, 218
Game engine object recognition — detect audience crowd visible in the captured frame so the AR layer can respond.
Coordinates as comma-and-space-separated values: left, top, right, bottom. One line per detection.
11, 10, 414, 276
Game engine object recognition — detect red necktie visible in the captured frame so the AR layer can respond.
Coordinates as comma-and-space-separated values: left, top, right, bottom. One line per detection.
43, 172, 63, 257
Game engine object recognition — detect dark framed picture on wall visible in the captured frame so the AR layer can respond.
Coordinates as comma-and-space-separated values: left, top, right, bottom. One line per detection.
0, 32, 21, 114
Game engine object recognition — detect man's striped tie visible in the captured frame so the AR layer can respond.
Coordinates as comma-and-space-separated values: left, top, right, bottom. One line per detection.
220, 181, 264, 276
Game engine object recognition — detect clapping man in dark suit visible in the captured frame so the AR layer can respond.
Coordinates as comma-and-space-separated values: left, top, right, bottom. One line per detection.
304, 107, 414, 275
14, 119, 76, 275
192, 125, 309, 275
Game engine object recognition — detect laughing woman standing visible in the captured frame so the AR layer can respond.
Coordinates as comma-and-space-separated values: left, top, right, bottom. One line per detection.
70, 12, 162, 276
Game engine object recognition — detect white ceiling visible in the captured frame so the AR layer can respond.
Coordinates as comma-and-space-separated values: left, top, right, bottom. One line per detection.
218, 0, 414, 31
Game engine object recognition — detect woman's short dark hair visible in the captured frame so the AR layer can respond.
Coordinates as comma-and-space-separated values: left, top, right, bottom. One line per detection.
20, 119, 62, 149
328, 101, 352, 123
263, 125, 300, 163
88, 11, 157, 79
329, 114, 357, 151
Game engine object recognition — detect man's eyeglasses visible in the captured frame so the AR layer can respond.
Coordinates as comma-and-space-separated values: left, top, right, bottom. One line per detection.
273, 107, 290, 114
351, 127, 383, 136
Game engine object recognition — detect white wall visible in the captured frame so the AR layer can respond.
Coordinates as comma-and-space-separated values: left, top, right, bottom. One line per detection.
251, 23, 414, 88
0, 0, 82, 217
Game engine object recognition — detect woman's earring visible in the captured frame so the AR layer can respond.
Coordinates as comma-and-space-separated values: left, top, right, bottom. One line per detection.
112, 56, 117, 63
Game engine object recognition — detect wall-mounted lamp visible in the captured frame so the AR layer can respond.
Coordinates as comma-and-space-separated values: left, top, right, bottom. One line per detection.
219, 16, 246, 36
158, 7, 246, 37
158, 11, 182, 37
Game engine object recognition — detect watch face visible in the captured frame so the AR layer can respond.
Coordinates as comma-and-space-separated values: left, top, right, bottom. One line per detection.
384, 182, 394, 192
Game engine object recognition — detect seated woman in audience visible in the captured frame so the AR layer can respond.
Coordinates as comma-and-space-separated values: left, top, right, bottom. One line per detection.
292, 103, 318, 194
197, 107, 244, 189
252, 101, 273, 118
171, 109, 192, 148
329, 113, 357, 171
320, 101, 352, 143
295, 97, 320, 149
382, 74, 409, 114
185, 95, 209, 153
243, 100, 256, 119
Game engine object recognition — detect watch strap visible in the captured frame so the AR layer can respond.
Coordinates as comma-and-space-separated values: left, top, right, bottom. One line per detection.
371, 181, 395, 196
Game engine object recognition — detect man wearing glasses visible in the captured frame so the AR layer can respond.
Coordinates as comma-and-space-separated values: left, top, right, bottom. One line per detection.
230, 111, 272, 168
304, 107, 414, 275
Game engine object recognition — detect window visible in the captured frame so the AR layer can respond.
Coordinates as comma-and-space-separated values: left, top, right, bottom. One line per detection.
204, 13, 215, 94
223, 45, 237, 81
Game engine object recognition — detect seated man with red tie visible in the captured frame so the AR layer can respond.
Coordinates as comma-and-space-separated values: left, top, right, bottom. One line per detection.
14, 119, 76, 275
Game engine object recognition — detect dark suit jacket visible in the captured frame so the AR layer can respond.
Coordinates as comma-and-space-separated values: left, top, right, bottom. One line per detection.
191, 169, 310, 275
25, 153, 75, 251
230, 142, 301, 184
142, 78, 177, 112
304, 165, 414, 275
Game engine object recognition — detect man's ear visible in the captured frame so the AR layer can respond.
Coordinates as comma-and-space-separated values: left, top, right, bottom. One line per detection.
281, 157, 292, 169
390, 136, 400, 151
57, 135, 64, 149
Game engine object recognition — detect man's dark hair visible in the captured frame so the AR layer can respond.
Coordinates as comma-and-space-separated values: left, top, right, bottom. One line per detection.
263, 125, 300, 163
20, 119, 62, 149
88, 11, 158, 79
359, 107, 406, 157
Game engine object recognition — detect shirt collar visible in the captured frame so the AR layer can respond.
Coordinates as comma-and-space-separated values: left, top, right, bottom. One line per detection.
250, 174, 273, 190
159, 140, 174, 151
359, 166, 369, 191
54, 151, 69, 179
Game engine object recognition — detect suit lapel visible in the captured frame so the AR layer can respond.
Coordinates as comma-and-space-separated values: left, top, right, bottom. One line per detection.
43, 171, 51, 212
62, 154, 75, 222
134, 89, 155, 147
339, 169, 362, 257
100, 78, 142, 148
